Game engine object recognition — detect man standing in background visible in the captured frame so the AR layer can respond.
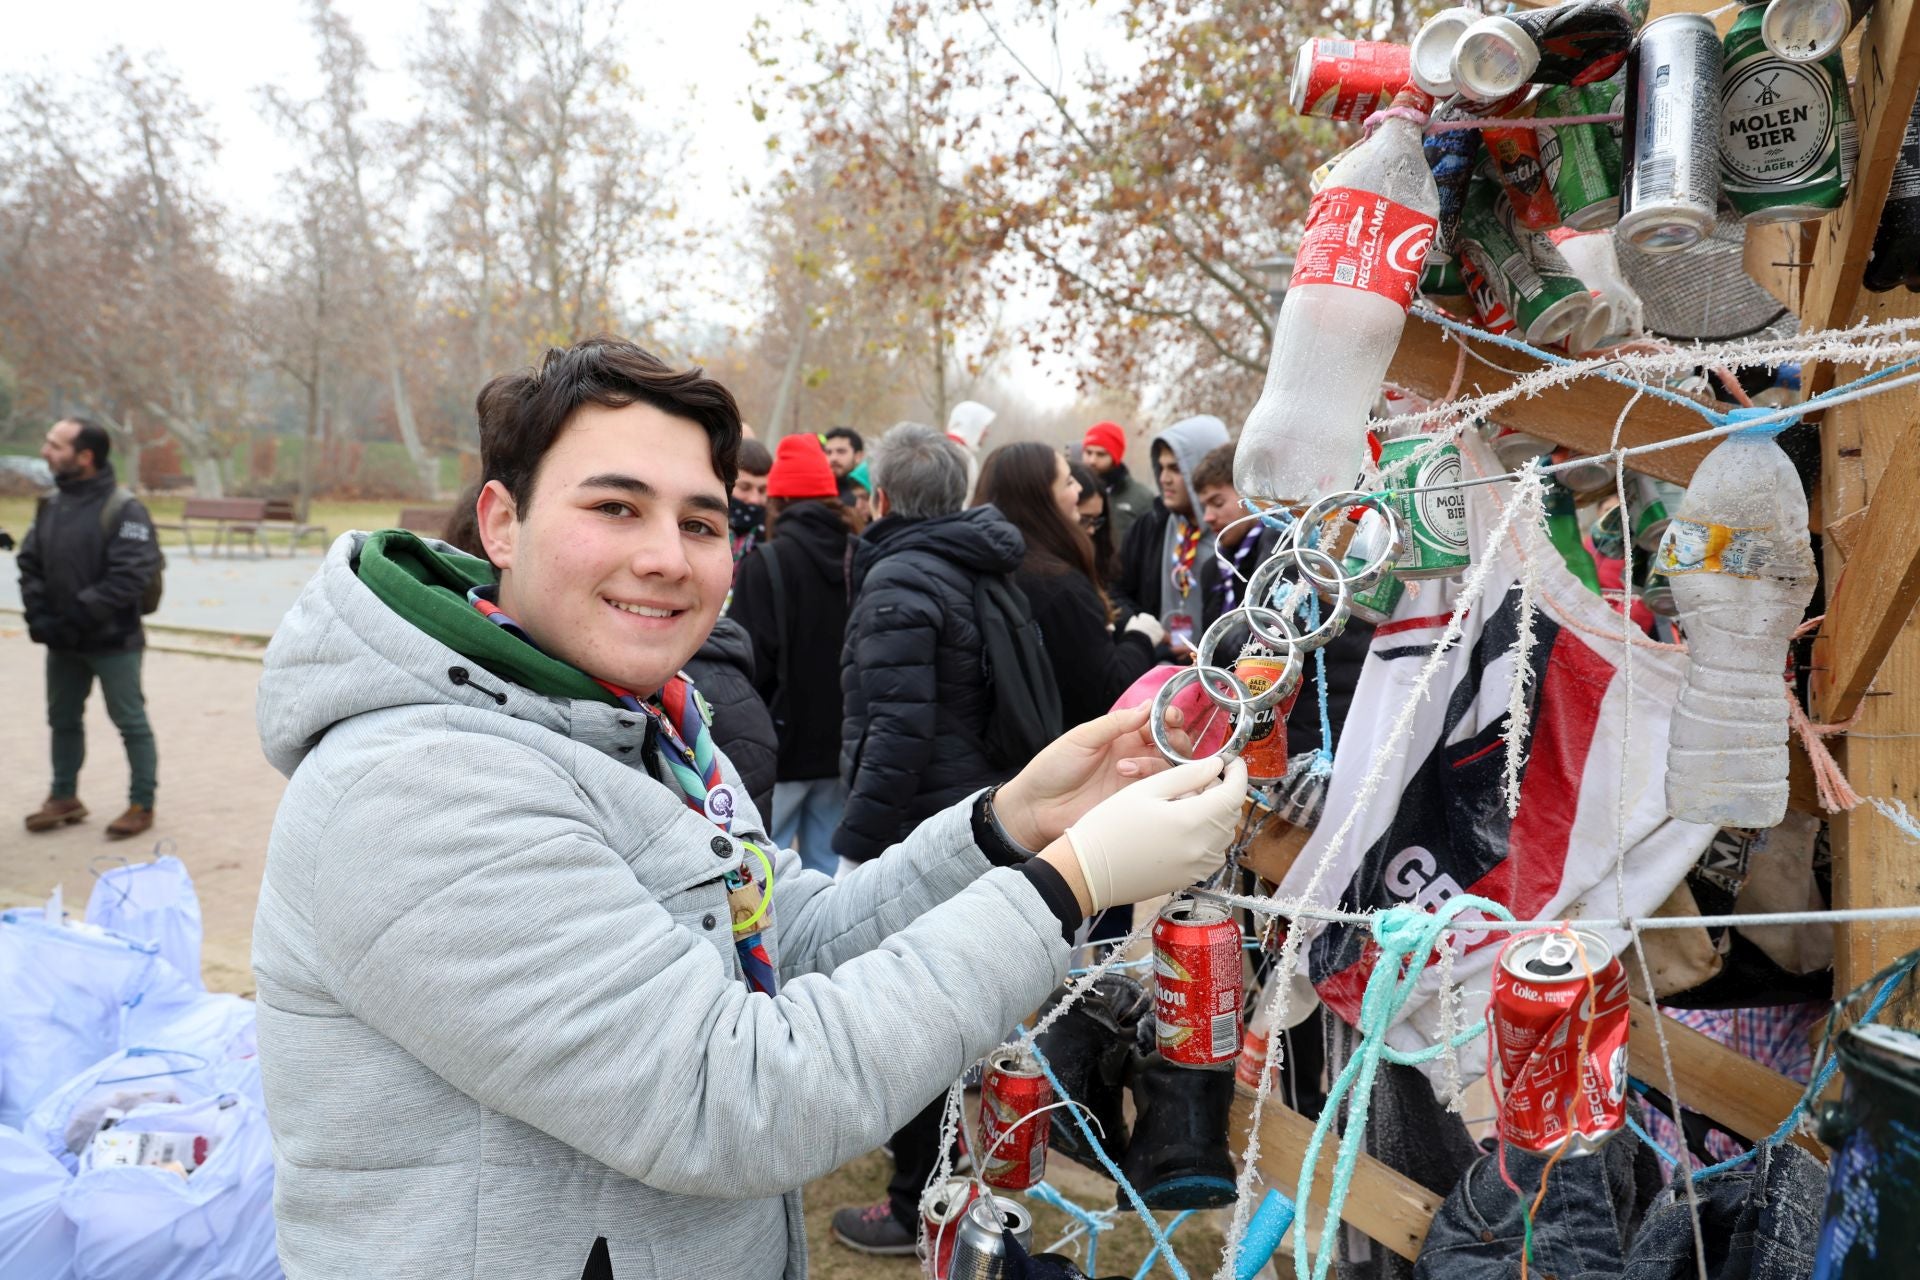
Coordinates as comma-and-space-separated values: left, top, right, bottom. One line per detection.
822, 426, 864, 477
18, 415, 163, 840
1111, 415, 1230, 660
1080, 421, 1155, 547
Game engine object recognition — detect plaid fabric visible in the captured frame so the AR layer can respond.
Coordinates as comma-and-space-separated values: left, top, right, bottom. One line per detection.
1643, 1001, 1826, 1164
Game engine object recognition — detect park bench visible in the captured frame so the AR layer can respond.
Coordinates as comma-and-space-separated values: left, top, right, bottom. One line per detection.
151, 497, 270, 559
397, 506, 455, 536
261, 498, 331, 556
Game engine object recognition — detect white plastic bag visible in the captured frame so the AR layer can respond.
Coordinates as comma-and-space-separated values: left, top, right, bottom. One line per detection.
0, 1123, 76, 1280
62, 1091, 282, 1280
85, 856, 206, 990
0, 911, 200, 1128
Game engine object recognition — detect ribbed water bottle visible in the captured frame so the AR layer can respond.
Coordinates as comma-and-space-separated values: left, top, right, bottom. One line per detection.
1656, 410, 1816, 828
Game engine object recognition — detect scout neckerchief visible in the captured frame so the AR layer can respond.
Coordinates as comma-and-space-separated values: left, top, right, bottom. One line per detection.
468, 585, 778, 995
1218, 530, 1264, 612
1170, 518, 1203, 599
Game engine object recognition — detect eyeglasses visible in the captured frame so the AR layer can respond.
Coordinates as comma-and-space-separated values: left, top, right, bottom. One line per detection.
1079, 513, 1107, 532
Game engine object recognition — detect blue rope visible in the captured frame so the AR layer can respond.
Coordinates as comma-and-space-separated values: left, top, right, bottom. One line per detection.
1293, 897, 1513, 1280
1131, 1210, 1195, 1280
1025, 1180, 1116, 1274
1021, 1035, 1192, 1280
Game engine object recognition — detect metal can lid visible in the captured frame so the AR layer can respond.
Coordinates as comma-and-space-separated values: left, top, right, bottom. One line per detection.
1503, 928, 1614, 982
1160, 897, 1233, 927
1287, 43, 1316, 114
988, 1044, 1043, 1078
1761, 0, 1850, 63
1410, 7, 1479, 97
965, 1194, 1033, 1236
1452, 16, 1538, 102
1526, 291, 1592, 348
921, 1177, 978, 1225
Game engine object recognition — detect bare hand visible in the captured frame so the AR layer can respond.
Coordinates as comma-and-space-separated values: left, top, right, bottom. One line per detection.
993, 701, 1194, 850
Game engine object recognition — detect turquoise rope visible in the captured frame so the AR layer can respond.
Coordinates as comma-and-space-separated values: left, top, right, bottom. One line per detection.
1294, 897, 1513, 1280
1025, 1180, 1116, 1274
1131, 1210, 1195, 1280
1022, 1035, 1191, 1280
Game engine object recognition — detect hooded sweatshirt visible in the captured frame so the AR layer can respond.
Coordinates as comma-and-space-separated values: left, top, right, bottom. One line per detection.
250, 531, 1067, 1279
1111, 415, 1230, 641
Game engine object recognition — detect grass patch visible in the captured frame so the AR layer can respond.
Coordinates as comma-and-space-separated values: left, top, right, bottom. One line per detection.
0, 497, 426, 552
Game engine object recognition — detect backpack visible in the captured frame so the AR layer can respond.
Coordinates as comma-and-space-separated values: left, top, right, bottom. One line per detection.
973, 574, 1065, 768
99, 488, 165, 615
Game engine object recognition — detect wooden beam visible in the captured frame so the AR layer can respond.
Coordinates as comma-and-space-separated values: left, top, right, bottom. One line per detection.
1231, 1095, 1443, 1262
1387, 317, 1716, 486
1800, 0, 1920, 395
1813, 412, 1920, 723
1743, 221, 1812, 315
1627, 1000, 1827, 1156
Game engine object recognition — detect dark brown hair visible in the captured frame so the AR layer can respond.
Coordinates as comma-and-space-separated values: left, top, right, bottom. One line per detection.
1067, 459, 1117, 589
977, 442, 1102, 595
1190, 440, 1237, 495
477, 336, 742, 514
765, 494, 855, 539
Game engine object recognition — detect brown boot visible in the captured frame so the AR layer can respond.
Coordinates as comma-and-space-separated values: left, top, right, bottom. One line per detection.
24, 796, 88, 833
105, 805, 154, 841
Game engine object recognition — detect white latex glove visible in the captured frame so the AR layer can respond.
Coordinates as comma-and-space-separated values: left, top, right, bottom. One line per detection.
1124, 612, 1167, 646
1064, 755, 1249, 912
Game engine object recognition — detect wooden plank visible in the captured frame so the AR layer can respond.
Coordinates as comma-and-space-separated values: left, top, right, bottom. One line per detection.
1813, 414, 1920, 723
1743, 221, 1812, 315
1388, 317, 1716, 486
1627, 1000, 1827, 1156
1231, 1095, 1443, 1262
1799, 0, 1920, 395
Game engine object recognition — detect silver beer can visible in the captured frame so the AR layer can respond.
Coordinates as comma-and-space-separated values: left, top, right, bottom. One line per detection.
947, 1195, 1035, 1280
1619, 14, 1723, 253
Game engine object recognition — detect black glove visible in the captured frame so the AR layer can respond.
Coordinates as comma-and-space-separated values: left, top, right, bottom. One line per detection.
0, 529, 14, 552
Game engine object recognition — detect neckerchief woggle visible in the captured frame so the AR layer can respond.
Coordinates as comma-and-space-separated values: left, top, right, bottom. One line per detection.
469, 586, 778, 995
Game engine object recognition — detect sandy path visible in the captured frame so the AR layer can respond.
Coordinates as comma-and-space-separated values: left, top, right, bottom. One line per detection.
0, 624, 283, 994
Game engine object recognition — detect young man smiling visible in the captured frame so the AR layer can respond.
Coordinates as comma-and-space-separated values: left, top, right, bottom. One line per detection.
251, 338, 1246, 1279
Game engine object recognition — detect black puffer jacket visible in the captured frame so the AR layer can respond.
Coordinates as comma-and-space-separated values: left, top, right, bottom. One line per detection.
684, 617, 778, 822
834, 506, 1026, 864
727, 499, 854, 781
18, 466, 161, 654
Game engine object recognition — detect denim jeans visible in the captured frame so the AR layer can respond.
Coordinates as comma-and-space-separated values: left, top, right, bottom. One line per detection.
1624, 1141, 1826, 1280
1414, 1132, 1645, 1280
772, 777, 846, 877
46, 648, 157, 808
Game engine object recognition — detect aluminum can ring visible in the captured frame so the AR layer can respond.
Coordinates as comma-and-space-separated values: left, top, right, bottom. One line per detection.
1291, 490, 1402, 593
1248, 548, 1351, 653
1192, 606, 1303, 714
1150, 664, 1257, 766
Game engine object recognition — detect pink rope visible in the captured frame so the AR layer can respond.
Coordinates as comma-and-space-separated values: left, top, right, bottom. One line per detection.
1788, 614, 1863, 812
1429, 112, 1623, 133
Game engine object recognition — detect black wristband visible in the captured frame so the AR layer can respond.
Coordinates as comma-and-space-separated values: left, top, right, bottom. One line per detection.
971, 788, 1033, 868
1016, 858, 1083, 945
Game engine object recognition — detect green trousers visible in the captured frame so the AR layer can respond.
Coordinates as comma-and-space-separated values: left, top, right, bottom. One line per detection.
46, 648, 157, 808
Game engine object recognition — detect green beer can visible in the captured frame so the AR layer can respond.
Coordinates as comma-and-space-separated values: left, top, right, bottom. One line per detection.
1457, 178, 1591, 346
1341, 508, 1407, 625
1539, 83, 1622, 229
1421, 250, 1467, 299
1641, 570, 1677, 617
1591, 501, 1628, 560
1720, 1, 1855, 223
1630, 474, 1685, 550
1377, 434, 1471, 580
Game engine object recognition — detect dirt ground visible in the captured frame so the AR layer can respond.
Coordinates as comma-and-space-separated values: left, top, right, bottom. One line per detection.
0, 624, 1241, 1276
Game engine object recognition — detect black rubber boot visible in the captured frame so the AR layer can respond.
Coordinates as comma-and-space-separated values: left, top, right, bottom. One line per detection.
1118, 1016, 1240, 1210
1034, 972, 1150, 1179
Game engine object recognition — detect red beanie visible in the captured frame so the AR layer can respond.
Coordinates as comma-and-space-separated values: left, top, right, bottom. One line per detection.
766, 433, 840, 500
1083, 421, 1127, 463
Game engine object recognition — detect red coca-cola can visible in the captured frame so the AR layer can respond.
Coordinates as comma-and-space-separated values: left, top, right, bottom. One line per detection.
1288, 38, 1412, 122
1154, 899, 1244, 1067
1489, 928, 1631, 1154
979, 1046, 1052, 1190
919, 1177, 979, 1279
1459, 252, 1517, 335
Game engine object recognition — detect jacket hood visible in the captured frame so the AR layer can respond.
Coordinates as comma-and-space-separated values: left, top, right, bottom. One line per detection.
852, 505, 1025, 595
257, 531, 610, 778
698, 616, 754, 670
773, 499, 851, 587
1149, 415, 1230, 489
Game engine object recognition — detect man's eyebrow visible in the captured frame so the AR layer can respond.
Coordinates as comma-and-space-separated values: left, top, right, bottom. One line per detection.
578, 472, 727, 515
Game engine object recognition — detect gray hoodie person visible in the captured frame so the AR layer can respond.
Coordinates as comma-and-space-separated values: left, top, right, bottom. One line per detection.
1108, 414, 1230, 651
250, 533, 1069, 1278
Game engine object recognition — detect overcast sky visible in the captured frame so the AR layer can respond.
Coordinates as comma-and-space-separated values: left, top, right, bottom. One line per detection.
4, 0, 1101, 411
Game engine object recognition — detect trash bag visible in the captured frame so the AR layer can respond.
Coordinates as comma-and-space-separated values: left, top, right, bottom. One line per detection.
0, 1123, 76, 1280
0, 911, 203, 1129
62, 1092, 282, 1280
85, 856, 206, 990
17, 1048, 282, 1280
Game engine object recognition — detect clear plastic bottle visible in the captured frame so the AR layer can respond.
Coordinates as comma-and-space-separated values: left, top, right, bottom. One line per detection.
1236, 87, 1441, 508
1657, 412, 1816, 828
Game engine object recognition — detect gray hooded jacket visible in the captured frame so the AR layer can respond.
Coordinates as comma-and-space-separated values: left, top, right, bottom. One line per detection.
251, 534, 1069, 1278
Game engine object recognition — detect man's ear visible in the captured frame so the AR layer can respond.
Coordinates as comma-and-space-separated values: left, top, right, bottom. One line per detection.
872, 487, 891, 518
475, 480, 518, 569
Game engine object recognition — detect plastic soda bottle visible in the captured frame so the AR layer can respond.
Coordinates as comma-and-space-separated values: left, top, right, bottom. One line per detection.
1654, 410, 1816, 828
1236, 87, 1440, 508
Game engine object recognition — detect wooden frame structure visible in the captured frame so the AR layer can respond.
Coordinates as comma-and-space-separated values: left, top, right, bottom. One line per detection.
1231, 0, 1920, 1257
